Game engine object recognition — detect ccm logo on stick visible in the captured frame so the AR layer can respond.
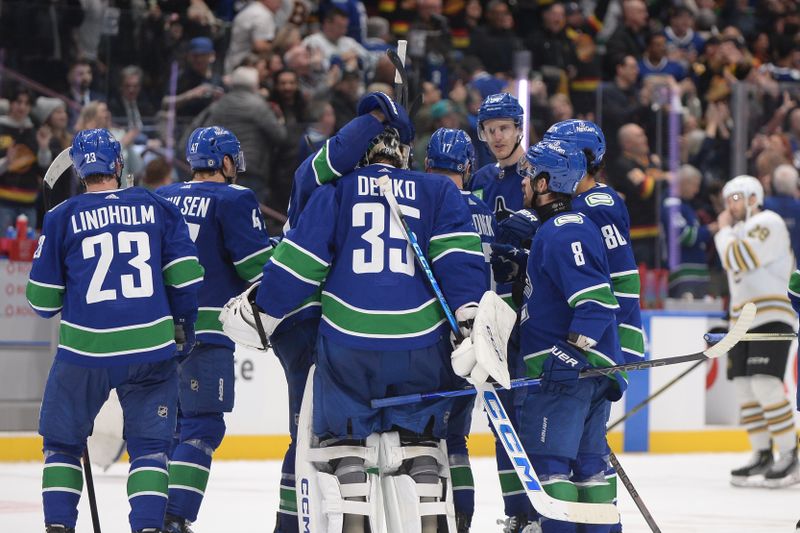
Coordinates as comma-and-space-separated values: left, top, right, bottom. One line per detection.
483, 389, 542, 492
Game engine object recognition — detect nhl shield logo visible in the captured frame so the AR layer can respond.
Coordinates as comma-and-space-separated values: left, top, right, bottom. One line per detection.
157, 405, 168, 418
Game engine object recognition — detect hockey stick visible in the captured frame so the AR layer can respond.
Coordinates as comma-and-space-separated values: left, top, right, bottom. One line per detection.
377, 175, 618, 524
83, 449, 102, 533
608, 451, 661, 533
705, 331, 796, 343
388, 40, 408, 108
372, 303, 757, 408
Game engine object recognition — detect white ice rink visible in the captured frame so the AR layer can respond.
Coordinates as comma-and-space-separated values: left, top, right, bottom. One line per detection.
2, 452, 798, 532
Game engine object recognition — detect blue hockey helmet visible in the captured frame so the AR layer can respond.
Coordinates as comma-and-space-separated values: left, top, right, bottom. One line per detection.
477, 93, 523, 141
426, 128, 475, 175
524, 139, 587, 195
70, 128, 122, 179
185, 126, 246, 173
544, 119, 606, 167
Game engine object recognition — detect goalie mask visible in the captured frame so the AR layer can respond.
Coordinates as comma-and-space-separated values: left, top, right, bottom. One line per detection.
359, 126, 411, 169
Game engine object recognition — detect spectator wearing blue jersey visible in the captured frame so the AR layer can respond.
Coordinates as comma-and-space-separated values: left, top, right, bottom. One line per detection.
765, 164, 800, 267
638, 33, 687, 82
28, 128, 203, 533
158, 126, 272, 533
663, 6, 705, 66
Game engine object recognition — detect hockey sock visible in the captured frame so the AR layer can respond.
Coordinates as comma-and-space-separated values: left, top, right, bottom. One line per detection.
764, 399, 797, 452
739, 400, 771, 451
42, 447, 83, 528
167, 439, 213, 523
276, 442, 298, 533
493, 427, 532, 517
573, 455, 613, 533
447, 446, 475, 519
128, 449, 169, 531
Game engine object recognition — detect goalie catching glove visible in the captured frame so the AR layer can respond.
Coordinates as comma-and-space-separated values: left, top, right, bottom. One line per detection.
450, 291, 515, 389
219, 282, 281, 351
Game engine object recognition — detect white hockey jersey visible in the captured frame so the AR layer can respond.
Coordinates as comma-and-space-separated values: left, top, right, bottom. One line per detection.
714, 209, 797, 328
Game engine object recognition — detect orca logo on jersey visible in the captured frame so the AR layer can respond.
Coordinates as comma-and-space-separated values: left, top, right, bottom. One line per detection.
553, 214, 583, 226
494, 196, 515, 221
585, 192, 614, 207
551, 347, 580, 367
300, 477, 312, 532
482, 388, 542, 492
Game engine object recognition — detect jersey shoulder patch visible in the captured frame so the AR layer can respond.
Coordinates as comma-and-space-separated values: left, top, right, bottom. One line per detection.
553, 213, 584, 226
584, 192, 614, 207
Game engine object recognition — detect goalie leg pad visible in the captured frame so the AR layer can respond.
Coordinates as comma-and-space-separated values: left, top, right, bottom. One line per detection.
380, 432, 457, 532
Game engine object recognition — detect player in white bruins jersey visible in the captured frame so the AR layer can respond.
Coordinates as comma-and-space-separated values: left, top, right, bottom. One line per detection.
715, 175, 799, 488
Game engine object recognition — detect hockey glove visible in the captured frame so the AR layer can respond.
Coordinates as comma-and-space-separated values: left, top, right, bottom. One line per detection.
219, 282, 281, 351
490, 243, 528, 284
540, 341, 589, 395
174, 318, 196, 358
356, 91, 414, 144
497, 209, 540, 248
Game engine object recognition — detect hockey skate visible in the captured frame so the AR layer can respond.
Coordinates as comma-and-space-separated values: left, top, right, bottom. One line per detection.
163, 513, 195, 533
45, 525, 74, 533
763, 448, 800, 488
730, 449, 773, 487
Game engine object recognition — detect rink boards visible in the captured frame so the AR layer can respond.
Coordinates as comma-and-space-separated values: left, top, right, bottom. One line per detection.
0, 309, 798, 461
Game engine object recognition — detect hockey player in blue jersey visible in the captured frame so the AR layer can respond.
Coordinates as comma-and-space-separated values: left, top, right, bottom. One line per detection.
268, 91, 414, 533
27, 129, 204, 533
156, 126, 273, 532
469, 92, 528, 308
425, 127, 495, 532
221, 124, 488, 532
518, 140, 626, 533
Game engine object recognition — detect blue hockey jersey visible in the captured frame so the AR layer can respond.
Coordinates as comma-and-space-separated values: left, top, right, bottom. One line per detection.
257, 164, 488, 350
26, 188, 203, 367
462, 190, 497, 290
277, 114, 386, 333
519, 211, 626, 395
661, 197, 712, 297
468, 161, 526, 222
572, 183, 644, 362
157, 181, 272, 348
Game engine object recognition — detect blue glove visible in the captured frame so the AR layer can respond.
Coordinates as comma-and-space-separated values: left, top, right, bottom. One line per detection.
490, 243, 528, 284
356, 92, 414, 144
540, 341, 589, 394
174, 318, 196, 358
497, 209, 540, 247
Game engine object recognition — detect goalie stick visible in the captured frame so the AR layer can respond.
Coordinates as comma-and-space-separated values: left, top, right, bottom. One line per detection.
372, 302, 757, 408
377, 175, 618, 524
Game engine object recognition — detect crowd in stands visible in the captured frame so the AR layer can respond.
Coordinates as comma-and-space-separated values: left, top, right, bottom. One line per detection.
2, 0, 800, 302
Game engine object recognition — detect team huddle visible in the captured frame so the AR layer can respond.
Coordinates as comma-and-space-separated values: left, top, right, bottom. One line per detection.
24, 88, 800, 533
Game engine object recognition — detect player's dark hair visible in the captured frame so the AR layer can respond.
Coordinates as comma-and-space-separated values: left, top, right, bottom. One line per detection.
322, 6, 349, 23
583, 148, 604, 175
532, 172, 572, 222
83, 174, 118, 187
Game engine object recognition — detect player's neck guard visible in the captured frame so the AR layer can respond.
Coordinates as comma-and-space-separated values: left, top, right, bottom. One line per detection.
534, 194, 572, 222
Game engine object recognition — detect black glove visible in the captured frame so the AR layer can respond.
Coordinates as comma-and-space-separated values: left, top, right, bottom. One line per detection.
174, 318, 196, 358
540, 341, 588, 394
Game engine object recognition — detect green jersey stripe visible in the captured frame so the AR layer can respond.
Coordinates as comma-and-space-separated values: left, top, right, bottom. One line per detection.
42, 464, 83, 492
271, 240, 329, 284
60, 317, 174, 356
321, 292, 446, 337
618, 324, 645, 357
26, 280, 65, 311
163, 257, 204, 288
610, 271, 640, 297
428, 233, 482, 261
196, 307, 224, 334
127, 467, 168, 498
568, 283, 619, 309
234, 247, 273, 282
312, 140, 341, 185
789, 271, 800, 297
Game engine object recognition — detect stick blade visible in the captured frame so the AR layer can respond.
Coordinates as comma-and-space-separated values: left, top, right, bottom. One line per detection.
703, 302, 756, 359
44, 148, 73, 189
